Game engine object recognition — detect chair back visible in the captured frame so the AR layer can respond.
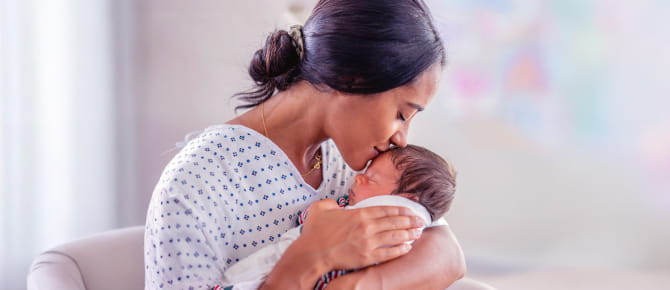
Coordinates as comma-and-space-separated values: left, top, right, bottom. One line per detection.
27, 226, 145, 290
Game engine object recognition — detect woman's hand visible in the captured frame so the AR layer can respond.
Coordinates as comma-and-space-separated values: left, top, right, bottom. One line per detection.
333, 225, 466, 290
260, 199, 424, 289
300, 199, 425, 270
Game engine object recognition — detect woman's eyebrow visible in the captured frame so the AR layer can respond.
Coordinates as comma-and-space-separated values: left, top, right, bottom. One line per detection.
406, 102, 425, 112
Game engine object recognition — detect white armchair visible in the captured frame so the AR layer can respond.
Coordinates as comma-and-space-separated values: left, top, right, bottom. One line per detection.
27, 226, 145, 290
26, 225, 493, 290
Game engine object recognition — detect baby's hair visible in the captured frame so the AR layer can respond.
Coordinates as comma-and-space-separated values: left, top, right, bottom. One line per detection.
389, 145, 456, 221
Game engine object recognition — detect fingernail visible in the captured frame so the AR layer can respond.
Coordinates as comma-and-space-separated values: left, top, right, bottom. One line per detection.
412, 228, 422, 238
415, 217, 425, 227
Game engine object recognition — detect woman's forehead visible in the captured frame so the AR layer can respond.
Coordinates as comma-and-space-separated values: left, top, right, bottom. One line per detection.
378, 68, 440, 112
402, 65, 441, 105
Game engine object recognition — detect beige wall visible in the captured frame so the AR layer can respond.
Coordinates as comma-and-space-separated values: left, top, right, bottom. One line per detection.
131, 0, 311, 219
129, 0, 670, 275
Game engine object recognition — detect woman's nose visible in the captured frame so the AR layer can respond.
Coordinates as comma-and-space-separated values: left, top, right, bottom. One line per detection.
390, 125, 408, 148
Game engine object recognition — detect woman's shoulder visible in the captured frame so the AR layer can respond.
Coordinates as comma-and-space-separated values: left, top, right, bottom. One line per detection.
166, 124, 275, 168
154, 124, 285, 197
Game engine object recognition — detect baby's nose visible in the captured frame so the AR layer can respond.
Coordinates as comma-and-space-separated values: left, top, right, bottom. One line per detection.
354, 174, 366, 185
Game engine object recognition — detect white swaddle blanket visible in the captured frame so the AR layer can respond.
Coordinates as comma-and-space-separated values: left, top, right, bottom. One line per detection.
221, 195, 444, 289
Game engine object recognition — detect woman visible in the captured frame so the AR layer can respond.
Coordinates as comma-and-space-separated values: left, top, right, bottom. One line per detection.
144, 0, 466, 289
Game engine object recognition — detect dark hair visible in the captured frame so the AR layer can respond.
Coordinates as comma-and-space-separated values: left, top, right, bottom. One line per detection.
234, 0, 446, 110
389, 145, 456, 221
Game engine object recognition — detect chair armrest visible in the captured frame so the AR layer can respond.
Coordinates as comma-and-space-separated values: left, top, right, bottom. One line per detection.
27, 251, 86, 290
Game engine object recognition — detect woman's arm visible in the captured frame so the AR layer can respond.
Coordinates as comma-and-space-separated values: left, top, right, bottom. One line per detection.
327, 225, 466, 289
259, 199, 425, 290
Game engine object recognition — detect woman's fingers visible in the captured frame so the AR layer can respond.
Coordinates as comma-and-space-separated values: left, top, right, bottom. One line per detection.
371, 243, 413, 264
374, 227, 422, 246
372, 214, 425, 232
357, 205, 417, 219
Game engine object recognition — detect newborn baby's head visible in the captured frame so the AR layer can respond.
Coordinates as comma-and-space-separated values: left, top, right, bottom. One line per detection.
348, 145, 457, 221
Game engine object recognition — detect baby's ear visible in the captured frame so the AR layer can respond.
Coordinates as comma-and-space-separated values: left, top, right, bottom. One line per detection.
395, 193, 419, 203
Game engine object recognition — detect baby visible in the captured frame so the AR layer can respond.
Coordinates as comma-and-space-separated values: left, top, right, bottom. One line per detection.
219, 144, 457, 290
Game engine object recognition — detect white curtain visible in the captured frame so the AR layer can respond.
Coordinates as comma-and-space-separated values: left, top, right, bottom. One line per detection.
1, 0, 122, 288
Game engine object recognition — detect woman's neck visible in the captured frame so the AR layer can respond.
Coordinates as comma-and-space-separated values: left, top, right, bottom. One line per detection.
228, 81, 330, 177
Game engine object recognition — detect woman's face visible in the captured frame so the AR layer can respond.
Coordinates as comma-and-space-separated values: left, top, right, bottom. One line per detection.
326, 65, 441, 171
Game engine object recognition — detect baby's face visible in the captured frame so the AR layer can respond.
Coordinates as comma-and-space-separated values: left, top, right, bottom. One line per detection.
348, 152, 401, 205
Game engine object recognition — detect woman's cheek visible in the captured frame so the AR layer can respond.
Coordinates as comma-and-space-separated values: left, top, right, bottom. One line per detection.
347, 152, 368, 172
382, 121, 401, 139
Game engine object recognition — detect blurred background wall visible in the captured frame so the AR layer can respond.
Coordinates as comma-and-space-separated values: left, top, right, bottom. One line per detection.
1, 0, 669, 289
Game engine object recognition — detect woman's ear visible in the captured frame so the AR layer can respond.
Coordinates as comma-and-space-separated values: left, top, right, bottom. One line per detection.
395, 193, 419, 202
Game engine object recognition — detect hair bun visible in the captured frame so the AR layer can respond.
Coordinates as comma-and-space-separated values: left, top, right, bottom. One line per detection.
236, 30, 301, 109
235, 0, 445, 111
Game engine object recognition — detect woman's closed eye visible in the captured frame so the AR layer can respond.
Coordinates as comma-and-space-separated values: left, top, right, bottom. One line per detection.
397, 112, 407, 122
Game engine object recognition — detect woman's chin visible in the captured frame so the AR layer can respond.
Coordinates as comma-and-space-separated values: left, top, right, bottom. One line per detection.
343, 151, 375, 171
346, 157, 368, 171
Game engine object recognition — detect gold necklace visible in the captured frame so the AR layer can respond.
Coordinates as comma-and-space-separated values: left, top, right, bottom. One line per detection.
260, 102, 322, 176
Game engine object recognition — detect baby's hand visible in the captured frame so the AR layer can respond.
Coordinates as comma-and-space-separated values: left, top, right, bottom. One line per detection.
299, 199, 341, 224
308, 199, 341, 211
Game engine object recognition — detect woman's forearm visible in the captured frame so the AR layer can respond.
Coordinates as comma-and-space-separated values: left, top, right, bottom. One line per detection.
259, 237, 331, 290
333, 225, 466, 289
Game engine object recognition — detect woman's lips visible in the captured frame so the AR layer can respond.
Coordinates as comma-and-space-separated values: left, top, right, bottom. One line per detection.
372, 147, 381, 158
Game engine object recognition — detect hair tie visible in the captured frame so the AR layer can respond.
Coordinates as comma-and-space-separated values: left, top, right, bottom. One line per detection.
288, 25, 305, 60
